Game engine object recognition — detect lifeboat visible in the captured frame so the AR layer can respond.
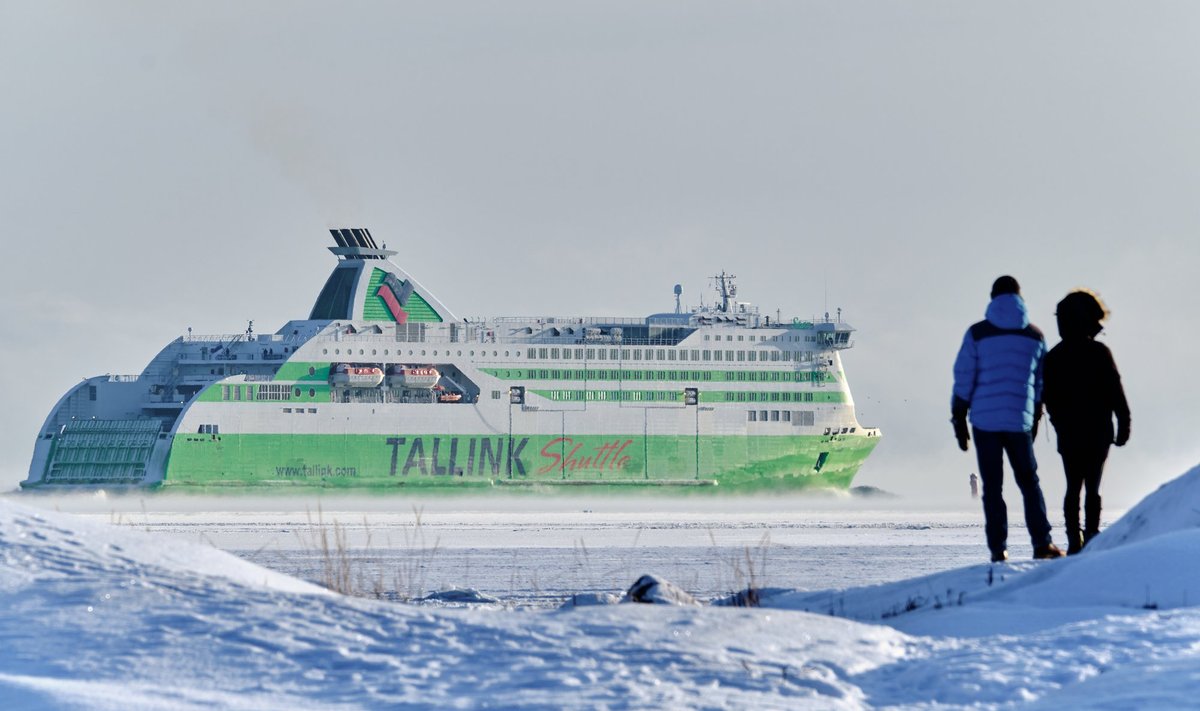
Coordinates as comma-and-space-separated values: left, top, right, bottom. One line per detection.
437, 392, 463, 403
330, 364, 385, 388
386, 365, 440, 389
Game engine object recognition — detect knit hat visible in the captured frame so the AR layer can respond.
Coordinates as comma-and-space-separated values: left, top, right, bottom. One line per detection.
990, 275, 1020, 298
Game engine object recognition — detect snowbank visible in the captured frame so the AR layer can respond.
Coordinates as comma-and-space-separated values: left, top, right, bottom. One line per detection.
4, 463, 1200, 708
0, 498, 907, 709
1083, 464, 1200, 553
764, 463, 1200, 635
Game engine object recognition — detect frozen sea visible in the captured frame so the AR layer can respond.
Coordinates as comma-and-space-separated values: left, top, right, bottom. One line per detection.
40, 494, 1108, 606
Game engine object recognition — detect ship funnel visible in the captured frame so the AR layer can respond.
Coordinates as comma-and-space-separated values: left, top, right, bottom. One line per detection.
310, 228, 457, 323
328, 228, 395, 260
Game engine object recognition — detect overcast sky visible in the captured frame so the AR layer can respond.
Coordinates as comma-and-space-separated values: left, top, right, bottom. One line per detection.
2, 2, 1198, 506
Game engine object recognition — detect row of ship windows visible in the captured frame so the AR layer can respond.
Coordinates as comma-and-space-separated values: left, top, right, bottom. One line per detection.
221, 384, 318, 401
529, 390, 820, 403
742, 411, 855, 436
316, 347, 818, 362
705, 334, 817, 343
325, 347, 530, 359
533, 390, 683, 402
747, 410, 817, 425
492, 369, 825, 382
526, 348, 818, 363
728, 391, 817, 402
198, 412, 845, 429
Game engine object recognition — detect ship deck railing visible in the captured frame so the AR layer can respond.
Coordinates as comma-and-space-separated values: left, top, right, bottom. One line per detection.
179, 333, 252, 343
474, 316, 654, 327
315, 332, 851, 349
465, 315, 847, 330
178, 334, 309, 344
315, 333, 693, 348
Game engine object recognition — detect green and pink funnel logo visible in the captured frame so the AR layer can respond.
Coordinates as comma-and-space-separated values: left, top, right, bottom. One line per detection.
376, 272, 415, 324
365, 268, 443, 323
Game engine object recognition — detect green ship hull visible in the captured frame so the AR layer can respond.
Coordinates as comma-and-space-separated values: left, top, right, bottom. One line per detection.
162, 432, 878, 491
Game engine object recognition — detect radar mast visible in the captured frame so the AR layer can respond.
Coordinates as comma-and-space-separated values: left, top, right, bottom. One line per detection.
712, 272, 737, 313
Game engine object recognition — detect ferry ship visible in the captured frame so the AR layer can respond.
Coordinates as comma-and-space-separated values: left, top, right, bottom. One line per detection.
24, 229, 880, 490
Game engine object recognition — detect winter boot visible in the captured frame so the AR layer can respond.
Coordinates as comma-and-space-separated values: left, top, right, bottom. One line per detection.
1033, 543, 1065, 560
1082, 529, 1100, 549
990, 549, 1008, 563
1066, 528, 1084, 555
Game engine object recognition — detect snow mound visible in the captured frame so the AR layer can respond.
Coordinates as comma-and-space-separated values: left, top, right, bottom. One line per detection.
0, 499, 325, 596
713, 587, 794, 607
996, 529, 1200, 610
418, 587, 502, 605
765, 464, 1200, 638
0, 498, 909, 709
622, 574, 701, 606
558, 592, 621, 609
1084, 464, 1200, 554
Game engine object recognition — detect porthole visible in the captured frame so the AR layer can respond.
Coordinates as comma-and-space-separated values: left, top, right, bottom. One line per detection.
309, 388, 315, 397
308, 366, 315, 376
359, 349, 364, 355
457, 350, 462, 356
322, 349, 328, 355
470, 351, 475, 356
294, 387, 301, 398
421, 350, 426, 356
335, 349, 340, 355
372, 349, 377, 356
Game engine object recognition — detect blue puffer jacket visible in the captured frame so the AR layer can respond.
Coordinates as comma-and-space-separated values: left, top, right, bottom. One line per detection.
952, 294, 1045, 432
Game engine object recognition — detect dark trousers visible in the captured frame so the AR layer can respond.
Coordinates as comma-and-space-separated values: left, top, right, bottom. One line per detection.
1062, 445, 1109, 539
974, 428, 1053, 553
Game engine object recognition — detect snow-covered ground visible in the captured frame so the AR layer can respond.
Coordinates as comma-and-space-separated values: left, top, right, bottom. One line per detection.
3, 469, 1199, 709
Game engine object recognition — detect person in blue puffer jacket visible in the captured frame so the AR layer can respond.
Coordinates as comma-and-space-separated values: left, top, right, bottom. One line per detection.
952, 276, 1065, 562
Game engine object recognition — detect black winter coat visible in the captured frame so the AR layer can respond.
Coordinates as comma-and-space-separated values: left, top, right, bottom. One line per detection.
1043, 338, 1130, 453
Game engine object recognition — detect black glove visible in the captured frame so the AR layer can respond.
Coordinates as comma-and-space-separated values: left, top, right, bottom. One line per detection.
1032, 401, 1043, 441
1115, 418, 1130, 447
952, 396, 970, 452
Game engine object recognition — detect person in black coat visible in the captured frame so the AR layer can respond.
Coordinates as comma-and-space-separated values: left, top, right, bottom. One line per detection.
1043, 290, 1131, 554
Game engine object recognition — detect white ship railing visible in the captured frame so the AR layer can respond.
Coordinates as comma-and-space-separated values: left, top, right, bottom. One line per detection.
479, 316, 651, 326
180, 334, 249, 343
465, 314, 847, 328
179, 333, 309, 344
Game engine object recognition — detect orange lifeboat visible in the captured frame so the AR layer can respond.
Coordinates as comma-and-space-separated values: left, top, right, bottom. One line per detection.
386, 366, 440, 389
438, 392, 463, 403
330, 364, 385, 388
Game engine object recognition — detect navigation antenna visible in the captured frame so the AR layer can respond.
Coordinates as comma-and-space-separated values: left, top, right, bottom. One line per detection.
673, 284, 683, 314
712, 272, 737, 313
246, 320, 254, 339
